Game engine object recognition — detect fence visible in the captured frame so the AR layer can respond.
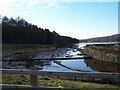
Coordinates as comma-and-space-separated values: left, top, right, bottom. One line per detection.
1, 69, 120, 86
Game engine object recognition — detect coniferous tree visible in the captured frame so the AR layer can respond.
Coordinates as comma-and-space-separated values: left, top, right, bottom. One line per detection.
2, 16, 79, 47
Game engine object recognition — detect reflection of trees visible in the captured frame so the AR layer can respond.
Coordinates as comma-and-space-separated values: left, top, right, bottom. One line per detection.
85, 59, 120, 73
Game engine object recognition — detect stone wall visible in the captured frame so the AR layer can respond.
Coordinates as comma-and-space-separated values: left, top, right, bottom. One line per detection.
82, 45, 120, 63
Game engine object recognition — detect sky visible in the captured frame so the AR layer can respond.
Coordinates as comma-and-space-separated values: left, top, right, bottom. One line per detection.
0, 0, 119, 39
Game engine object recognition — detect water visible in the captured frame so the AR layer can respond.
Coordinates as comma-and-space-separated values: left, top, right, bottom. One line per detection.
76, 42, 119, 49
2, 42, 120, 73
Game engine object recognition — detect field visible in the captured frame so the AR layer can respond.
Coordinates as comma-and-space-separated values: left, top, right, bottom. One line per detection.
2, 74, 119, 89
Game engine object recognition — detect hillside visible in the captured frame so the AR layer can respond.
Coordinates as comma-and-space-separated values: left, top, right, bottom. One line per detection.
2, 16, 79, 47
80, 34, 120, 42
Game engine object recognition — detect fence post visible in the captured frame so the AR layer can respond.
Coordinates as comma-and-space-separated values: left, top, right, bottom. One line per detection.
30, 75, 38, 86
30, 66, 38, 86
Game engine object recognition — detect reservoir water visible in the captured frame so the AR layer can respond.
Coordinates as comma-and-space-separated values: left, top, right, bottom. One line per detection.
2, 42, 120, 73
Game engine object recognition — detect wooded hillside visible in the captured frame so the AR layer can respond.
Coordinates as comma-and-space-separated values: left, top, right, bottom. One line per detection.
2, 16, 79, 47
80, 34, 120, 42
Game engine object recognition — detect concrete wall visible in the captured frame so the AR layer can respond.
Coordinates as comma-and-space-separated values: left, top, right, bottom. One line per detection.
82, 45, 120, 63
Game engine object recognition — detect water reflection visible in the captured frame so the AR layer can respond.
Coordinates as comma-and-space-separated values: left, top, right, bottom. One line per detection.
54, 60, 94, 72
85, 59, 120, 73
2, 58, 120, 73
2, 48, 84, 72
2, 43, 120, 73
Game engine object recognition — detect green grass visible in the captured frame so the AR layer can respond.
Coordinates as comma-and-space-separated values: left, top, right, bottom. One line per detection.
2, 74, 119, 89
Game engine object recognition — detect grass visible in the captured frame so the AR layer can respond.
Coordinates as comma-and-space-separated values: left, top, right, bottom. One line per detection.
2, 44, 55, 57
2, 74, 119, 89
88, 45, 120, 54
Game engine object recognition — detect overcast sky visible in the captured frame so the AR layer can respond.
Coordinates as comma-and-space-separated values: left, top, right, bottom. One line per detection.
0, 0, 119, 39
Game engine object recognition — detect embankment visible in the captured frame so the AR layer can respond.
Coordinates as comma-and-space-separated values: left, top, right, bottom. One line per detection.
81, 44, 120, 63
2, 44, 55, 57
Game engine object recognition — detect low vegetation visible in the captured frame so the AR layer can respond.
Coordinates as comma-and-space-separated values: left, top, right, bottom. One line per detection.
83, 44, 120, 63
86, 44, 120, 54
2, 74, 119, 89
2, 44, 55, 57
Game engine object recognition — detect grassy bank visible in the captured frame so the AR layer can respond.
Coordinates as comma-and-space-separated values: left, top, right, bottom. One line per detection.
2, 74, 119, 89
2, 44, 55, 57
83, 44, 120, 63
86, 44, 120, 54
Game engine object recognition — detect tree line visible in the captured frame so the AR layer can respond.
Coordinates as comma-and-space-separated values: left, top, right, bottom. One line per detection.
80, 34, 120, 42
2, 16, 79, 47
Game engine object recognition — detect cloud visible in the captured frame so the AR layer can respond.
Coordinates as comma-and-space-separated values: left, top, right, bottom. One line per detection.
0, 0, 118, 17
0, 0, 62, 16
62, 0, 119, 2
0, 0, 118, 11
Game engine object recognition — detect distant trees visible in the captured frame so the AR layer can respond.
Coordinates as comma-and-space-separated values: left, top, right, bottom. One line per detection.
2, 16, 79, 47
80, 34, 120, 42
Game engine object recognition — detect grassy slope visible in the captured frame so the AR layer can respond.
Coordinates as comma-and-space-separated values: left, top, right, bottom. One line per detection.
2, 74, 119, 89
